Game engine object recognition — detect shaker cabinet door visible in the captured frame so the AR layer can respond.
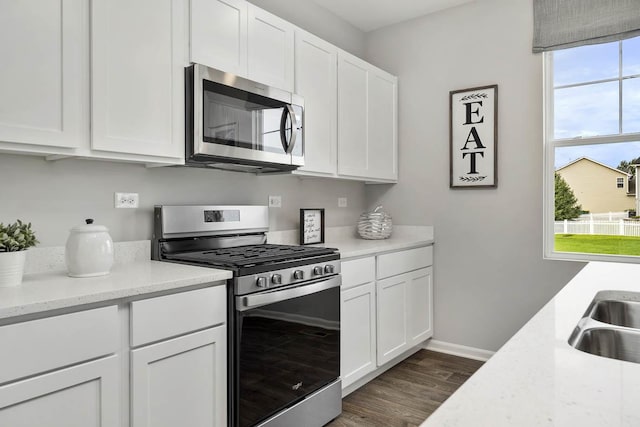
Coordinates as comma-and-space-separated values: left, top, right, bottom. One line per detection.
131, 326, 227, 427
0, 0, 87, 151
91, 0, 186, 159
376, 274, 410, 365
294, 30, 338, 176
191, 0, 248, 76
341, 282, 377, 388
337, 51, 398, 182
367, 69, 398, 181
247, 4, 294, 91
408, 267, 433, 346
0, 356, 119, 427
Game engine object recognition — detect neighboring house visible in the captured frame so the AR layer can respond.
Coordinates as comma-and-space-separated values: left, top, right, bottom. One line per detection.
556, 157, 635, 213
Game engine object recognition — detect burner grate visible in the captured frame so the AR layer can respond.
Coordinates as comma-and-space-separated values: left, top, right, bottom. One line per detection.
165, 244, 337, 269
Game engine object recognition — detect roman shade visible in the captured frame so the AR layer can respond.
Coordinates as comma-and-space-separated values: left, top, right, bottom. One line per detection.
532, 0, 640, 53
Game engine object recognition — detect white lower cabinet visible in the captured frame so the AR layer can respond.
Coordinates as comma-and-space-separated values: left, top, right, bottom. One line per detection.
340, 246, 433, 392
0, 306, 120, 426
131, 326, 227, 427
0, 356, 120, 427
0, 284, 227, 427
341, 281, 376, 389
377, 267, 433, 365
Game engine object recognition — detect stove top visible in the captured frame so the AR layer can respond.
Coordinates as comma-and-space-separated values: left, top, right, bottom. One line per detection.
164, 244, 339, 272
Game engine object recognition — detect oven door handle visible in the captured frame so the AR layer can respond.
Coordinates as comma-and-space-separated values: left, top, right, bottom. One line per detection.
237, 276, 341, 311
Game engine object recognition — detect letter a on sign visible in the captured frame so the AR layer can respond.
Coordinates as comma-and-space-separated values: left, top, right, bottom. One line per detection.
449, 85, 498, 188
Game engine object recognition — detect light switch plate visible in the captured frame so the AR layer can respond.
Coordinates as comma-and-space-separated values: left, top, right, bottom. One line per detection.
338, 197, 348, 208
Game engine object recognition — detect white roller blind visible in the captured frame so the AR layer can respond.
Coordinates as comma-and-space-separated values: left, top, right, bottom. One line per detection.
533, 0, 640, 53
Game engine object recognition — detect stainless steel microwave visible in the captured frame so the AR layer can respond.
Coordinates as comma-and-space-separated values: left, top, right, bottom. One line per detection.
185, 64, 304, 173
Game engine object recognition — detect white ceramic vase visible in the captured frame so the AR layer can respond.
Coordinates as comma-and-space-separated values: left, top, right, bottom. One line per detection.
65, 219, 114, 278
0, 250, 27, 287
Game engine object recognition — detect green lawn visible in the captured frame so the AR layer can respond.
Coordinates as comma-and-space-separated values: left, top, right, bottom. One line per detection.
555, 234, 640, 256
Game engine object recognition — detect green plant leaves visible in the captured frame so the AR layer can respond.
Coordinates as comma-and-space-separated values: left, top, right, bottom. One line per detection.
0, 220, 38, 252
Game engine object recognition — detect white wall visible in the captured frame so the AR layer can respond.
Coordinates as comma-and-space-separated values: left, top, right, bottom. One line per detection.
0, 154, 365, 246
247, 0, 366, 56
364, 0, 586, 351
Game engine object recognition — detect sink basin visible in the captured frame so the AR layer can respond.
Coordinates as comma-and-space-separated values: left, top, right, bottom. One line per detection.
572, 327, 640, 363
590, 299, 640, 329
569, 291, 640, 364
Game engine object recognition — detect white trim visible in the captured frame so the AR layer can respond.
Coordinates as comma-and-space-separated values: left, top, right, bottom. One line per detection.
423, 339, 495, 362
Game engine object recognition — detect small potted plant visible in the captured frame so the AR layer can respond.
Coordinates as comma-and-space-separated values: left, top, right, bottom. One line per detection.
0, 220, 38, 287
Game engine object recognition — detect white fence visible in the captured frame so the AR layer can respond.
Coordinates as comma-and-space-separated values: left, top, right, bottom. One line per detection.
555, 218, 640, 237
578, 212, 630, 221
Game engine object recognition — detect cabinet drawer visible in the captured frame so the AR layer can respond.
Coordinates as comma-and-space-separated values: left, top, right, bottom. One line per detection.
377, 246, 433, 280
341, 256, 375, 290
131, 286, 226, 347
0, 306, 118, 385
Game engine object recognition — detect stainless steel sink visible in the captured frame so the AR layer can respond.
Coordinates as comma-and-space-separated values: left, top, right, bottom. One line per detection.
590, 299, 640, 329
569, 291, 640, 364
571, 327, 640, 364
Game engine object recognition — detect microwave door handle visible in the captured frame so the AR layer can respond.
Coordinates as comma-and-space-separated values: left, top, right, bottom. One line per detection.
236, 276, 341, 311
279, 108, 290, 153
279, 105, 298, 154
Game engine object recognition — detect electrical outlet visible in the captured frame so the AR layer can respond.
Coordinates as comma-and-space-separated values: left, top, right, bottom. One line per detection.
115, 192, 139, 208
338, 197, 348, 208
268, 195, 282, 208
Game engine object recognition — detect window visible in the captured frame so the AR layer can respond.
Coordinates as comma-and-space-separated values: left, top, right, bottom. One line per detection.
544, 36, 640, 262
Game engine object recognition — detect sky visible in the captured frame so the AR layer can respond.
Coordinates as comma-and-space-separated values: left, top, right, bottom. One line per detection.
553, 36, 640, 169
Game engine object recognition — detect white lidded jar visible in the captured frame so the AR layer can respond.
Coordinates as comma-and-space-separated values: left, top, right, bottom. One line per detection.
65, 219, 114, 277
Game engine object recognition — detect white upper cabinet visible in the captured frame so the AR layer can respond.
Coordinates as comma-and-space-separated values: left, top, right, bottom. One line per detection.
246, 4, 294, 91
338, 51, 398, 182
294, 29, 337, 176
0, 0, 87, 151
368, 69, 398, 181
337, 53, 369, 178
190, 0, 247, 76
91, 0, 185, 159
190, 1, 294, 91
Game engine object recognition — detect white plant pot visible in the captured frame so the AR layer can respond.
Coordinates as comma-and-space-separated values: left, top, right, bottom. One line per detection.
0, 250, 27, 287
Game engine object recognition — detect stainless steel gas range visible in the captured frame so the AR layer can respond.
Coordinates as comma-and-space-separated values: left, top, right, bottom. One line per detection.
152, 205, 342, 427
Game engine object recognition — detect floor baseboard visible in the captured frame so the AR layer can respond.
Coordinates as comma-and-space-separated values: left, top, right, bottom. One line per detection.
423, 339, 495, 362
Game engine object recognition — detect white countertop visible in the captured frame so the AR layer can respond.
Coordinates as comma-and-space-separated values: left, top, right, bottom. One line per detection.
422, 261, 640, 427
0, 260, 231, 321
0, 227, 434, 321
268, 225, 434, 259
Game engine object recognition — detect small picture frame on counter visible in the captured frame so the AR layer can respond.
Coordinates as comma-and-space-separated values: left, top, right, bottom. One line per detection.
300, 209, 325, 245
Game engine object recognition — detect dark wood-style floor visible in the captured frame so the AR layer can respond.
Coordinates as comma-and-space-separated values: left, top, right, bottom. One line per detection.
327, 350, 484, 427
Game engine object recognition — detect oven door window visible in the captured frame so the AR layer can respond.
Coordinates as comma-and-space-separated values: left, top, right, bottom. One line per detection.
236, 285, 340, 427
202, 80, 293, 156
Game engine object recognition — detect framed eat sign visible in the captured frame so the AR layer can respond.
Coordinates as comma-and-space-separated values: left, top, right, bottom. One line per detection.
449, 84, 498, 189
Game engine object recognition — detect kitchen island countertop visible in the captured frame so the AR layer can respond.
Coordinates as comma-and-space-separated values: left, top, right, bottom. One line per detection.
422, 261, 640, 427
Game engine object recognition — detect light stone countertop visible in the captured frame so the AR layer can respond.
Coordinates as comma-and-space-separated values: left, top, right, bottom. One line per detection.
0, 241, 231, 321
268, 225, 434, 259
421, 261, 640, 427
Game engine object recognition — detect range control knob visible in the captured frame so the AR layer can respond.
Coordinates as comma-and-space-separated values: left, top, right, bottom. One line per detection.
293, 270, 304, 280
324, 264, 335, 274
313, 266, 323, 276
271, 274, 282, 285
256, 276, 268, 288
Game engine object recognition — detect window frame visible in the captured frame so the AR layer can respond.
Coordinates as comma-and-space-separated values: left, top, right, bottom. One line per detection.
617, 177, 625, 188
543, 41, 640, 264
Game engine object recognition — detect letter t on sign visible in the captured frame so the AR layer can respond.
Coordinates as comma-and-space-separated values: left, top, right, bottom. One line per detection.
449, 85, 498, 188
